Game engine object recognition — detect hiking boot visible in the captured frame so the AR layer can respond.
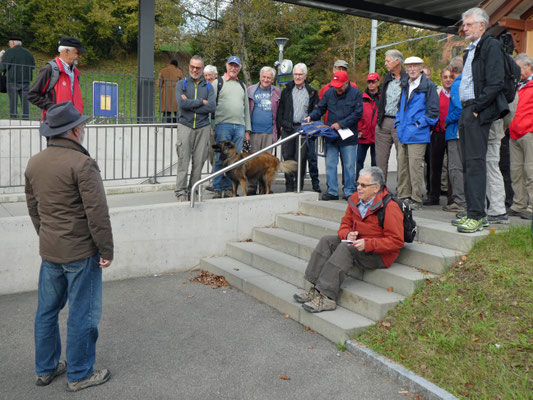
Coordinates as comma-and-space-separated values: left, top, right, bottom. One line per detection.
451, 214, 468, 226
35, 360, 67, 386
321, 192, 339, 201
302, 293, 336, 313
457, 217, 485, 233
442, 202, 465, 213
205, 185, 215, 192
409, 201, 422, 210
66, 369, 111, 392
176, 195, 187, 203
223, 189, 234, 198
312, 183, 322, 193
507, 208, 533, 220
293, 287, 318, 304
488, 213, 509, 224
213, 190, 223, 199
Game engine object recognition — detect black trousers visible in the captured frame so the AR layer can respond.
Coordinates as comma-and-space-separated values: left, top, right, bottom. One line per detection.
281, 127, 319, 189
427, 131, 447, 201
459, 105, 490, 219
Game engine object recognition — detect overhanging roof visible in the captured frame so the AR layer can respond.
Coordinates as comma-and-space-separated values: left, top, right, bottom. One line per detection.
277, 0, 481, 33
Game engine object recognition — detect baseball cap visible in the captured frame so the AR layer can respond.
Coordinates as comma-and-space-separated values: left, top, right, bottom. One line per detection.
330, 70, 349, 88
333, 60, 349, 69
404, 56, 424, 65
227, 56, 242, 66
58, 37, 88, 53
366, 72, 380, 81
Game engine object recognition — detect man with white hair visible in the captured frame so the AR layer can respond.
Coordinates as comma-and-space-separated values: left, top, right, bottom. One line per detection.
508, 53, 533, 220
395, 56, 439, 210
245, 66, 281, 195
452, 7, 509, 233
29, 37, 87, 121
277, 63, 319, 192
376, 49, 408, 183
0, 35, 35, 119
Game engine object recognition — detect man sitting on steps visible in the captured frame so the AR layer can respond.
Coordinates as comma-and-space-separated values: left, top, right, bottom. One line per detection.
294, 166, 404, 313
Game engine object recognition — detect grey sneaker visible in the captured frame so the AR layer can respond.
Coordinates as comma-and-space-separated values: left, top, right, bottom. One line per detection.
488, 213, 509, 224
442, 203, 465, 212
302, 293, 336, 313
176, 195, 187, 203
223, 189, 234, 198
66, 369, 111, 392
293, 287, 317, 304
35, 360, 67, 386
508, 208, 533, 220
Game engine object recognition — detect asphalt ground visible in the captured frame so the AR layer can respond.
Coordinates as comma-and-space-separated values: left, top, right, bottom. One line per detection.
1, 271, 411, 400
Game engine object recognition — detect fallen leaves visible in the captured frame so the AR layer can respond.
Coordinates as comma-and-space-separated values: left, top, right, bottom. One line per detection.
387, 286, 393, 292
189, 270, 229, 288
284, 314, 290, 318
279, 374, 291, 380
304, 326, 315, 334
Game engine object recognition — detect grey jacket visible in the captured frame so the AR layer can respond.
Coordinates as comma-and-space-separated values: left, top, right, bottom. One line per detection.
176, 76, 216, 129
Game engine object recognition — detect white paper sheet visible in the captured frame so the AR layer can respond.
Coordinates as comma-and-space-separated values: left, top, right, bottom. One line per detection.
337, 128, 354, 140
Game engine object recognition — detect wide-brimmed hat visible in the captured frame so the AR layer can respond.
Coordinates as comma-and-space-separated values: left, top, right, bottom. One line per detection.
58, 37, 88, 53
8, 35, 22, 41
404, 56, 424, 65
40, 102, 90, 137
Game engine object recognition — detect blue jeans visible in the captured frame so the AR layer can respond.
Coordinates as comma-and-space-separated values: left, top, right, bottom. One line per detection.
213, 123, 245, 190
35, 254, 102, 382
325, 143, 357, 197
356, 143, 376, 181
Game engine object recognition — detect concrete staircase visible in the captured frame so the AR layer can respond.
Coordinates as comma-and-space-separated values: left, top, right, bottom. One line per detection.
200, 199, 488, 344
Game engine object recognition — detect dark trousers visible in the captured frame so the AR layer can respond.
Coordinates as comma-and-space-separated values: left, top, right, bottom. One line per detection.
427, 131, 447, 201
499, 131, 514, 209
459, 105, 490, 219
356, 143, 376, 182
281, 127, 319, 189
7, 82, 30, 119
162, 112, 177, 123
304, 235, 385, 301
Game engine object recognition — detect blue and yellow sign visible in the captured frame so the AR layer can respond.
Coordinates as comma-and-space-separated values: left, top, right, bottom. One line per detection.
93, 82, 118, 118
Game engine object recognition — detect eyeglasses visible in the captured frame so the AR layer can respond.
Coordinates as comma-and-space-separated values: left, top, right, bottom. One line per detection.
293, 73, 305, 77
189, 65, 203, 70
357, 182, 377, 189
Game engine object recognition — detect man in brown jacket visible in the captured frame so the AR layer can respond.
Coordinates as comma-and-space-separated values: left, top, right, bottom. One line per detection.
25, 101, 114, 392
158, 59, 183, 123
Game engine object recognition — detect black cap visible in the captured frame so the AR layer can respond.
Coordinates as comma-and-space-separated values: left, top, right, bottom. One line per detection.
8, 35, 22, 41
58, 37, 88, 53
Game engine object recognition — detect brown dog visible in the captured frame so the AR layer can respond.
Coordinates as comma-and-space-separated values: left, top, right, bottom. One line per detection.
212, 141, 297, 197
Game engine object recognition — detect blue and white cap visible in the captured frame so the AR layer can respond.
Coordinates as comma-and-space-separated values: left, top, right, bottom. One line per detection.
227, 56, 242, 66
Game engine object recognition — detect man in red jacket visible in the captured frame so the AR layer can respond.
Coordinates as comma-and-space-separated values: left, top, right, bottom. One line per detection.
28, 37, 87, 121
293, 166, 404, 313
356, 73, 380, 181
508, 53, 533, 220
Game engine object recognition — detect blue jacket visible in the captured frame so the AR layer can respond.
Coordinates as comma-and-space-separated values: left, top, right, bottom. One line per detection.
309, 84, 363, 146
445, 74, 462, 141
176, 76, 216, 129
395, 73, 439, 144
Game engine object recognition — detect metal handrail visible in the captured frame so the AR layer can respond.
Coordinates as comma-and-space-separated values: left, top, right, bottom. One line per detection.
190, 131, 304, 208
0, 123, 178, 130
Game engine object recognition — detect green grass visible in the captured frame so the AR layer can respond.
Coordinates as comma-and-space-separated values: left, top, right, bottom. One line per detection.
356, 225, 533, 400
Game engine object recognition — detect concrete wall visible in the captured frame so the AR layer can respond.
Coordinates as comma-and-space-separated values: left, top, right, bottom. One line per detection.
0, 192, 318, 295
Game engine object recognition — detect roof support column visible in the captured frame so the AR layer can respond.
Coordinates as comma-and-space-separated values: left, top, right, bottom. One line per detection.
137, 0, 155, 123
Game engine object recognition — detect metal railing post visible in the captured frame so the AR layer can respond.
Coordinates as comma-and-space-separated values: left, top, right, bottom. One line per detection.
153, 126, 159, 184
296, 134, 302, 194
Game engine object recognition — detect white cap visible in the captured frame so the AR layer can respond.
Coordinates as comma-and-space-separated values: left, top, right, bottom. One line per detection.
404, 56, 424, 65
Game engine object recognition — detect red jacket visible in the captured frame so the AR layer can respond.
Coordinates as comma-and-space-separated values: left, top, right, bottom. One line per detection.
338, 188, 404, 267
357, 89, 380, 144
509, 78, 533, 140
28, 56, 83, 121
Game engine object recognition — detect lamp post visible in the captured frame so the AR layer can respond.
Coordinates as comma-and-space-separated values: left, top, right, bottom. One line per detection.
274, 37, 289, 74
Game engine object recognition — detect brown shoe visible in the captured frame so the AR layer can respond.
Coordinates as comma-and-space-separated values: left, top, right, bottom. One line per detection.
35, 360, 67, 386
66, 369, 111, 392
302, 293, 336, 313
293, 287, 317, 304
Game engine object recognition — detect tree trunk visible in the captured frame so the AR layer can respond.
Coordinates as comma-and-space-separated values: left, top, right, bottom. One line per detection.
235, 0, 252, 86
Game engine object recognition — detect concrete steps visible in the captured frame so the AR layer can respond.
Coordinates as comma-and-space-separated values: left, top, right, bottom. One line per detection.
198, 199, 479, 344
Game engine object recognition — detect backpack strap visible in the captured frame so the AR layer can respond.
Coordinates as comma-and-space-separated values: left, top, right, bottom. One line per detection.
376, 193, 391, 228
45, 60, 60, 94
216, 77, 246, 105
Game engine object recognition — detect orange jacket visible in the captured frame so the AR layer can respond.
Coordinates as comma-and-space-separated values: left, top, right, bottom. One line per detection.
338, 187, 404, 267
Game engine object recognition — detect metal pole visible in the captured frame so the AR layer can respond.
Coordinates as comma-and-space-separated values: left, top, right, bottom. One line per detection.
369, 19, 378, 73
153, 126, 159, 184
296, 134, 302, 193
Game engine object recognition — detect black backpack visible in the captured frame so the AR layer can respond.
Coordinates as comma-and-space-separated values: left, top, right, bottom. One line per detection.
499, 33, 521, 103
376, 194, 417, 243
